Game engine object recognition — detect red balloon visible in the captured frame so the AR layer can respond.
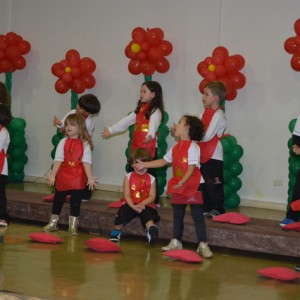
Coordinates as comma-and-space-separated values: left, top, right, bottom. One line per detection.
284, 37, 298, 54
5, 45, 20, 61
219, 76, 233, 94
199, 79, 208, 94
82, 74, 96, 89
141, 43, 149, 52
212, 46, 229, 58
70, 67, 81, 78
79, 57, 96, 74
155, 57, 170, 73
62, 72, 73, 84
295, 19, 300, 35
147, 47, 163, 63
5, 32, 18, 46
51, 63, 64, 78
141, 60, 155, 76
159, 40, 173, 56
68, 57, 80, 68
291, 54, 300, 71
132, 27, 146, 43
205, 71, 217, 82
0, 50, 4, 60
232, 55, 245, 69
128, 60, 141, 75
197, 62, 209, 77
212, 54, 225, 65
124, 45, 137, 59
66, 49, 80, 61
71, 78, 86, 94
0, 39, 7, 50
18, 41, 31, 55
204, 56, 213, 65
55, 79, 70, 94
59, 59, 68, 68
214, 65, 226, 77
13, 56, 26, 70
152, 28, 164, 40
145, 28, 162, 46
137, 51, 146, 61
229, 72, 246, 89
224, 56, 241, 74
0, 59, 13, 73
226, 89, 237, 101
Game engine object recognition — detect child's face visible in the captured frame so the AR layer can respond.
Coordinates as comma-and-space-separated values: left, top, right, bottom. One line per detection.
65, 121, 80, 138
174, 117, 189, 139
132, 159, 148, 175
202, 87, 220, 109
140, 85, 155, 103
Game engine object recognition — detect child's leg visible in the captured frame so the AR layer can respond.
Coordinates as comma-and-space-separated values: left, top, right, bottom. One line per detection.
287, 170, 300, 221
190, 204, 207, 242
0, 175, 8, 225
52, 190, 69, 215
140, 207, 160, 245
172, 204, 186, 241
69, 189, 84, 217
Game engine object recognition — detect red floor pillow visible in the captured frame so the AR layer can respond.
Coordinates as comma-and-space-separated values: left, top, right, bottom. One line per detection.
290, 199, 300, 211
213, 212, 250, 225
163, 249, 203, 263
257, 267, 300, 281
282, 222, 300, 232
84, 238, 121, 252
108, 199, 124, 208
28, 232, 63, 244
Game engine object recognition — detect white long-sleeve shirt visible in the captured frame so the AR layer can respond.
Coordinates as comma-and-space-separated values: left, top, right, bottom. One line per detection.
0, 127, 10, 175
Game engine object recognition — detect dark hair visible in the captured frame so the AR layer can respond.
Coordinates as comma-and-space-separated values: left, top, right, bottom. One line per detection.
135, 81, 164, 122
128, 148, 152, 165
182, 115, 204, 141
205, 81, 226, 102
78, 94, 101, 114
0, 82, 9, 107
0, 104, 12, 127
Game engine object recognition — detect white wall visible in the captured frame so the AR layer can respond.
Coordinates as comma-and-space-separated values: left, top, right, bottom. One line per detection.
1, 0, 300, 209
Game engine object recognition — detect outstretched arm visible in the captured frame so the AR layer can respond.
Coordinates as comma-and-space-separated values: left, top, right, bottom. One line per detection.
133, 158, 168, 171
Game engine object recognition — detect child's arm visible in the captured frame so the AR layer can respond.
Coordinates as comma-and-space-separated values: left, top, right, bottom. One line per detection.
138, 180, 156, 208
47, 161, 62, 186
53, 116, 62, 127
133, 158, 168, 170
83, 162, 97, 190
173, 164, 196, 189
144, 109, 162, 143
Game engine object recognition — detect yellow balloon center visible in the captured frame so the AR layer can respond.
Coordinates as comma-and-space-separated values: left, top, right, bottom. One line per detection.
208, 64, 216, 72
131, 43, 141, 53
65, 67, 71, 73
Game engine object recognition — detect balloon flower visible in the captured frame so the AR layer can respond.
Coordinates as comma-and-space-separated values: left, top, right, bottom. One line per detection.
0, 32, 31, 73
197, 46, 246, 101
125, 27, 173, 76
51, 49, 96, 94
284, 19, 300, 72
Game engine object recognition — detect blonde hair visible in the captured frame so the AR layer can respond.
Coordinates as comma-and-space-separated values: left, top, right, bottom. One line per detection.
64, 113, 93, 150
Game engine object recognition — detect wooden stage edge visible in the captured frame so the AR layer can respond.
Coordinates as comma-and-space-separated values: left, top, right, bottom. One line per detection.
6, 189, 300, 258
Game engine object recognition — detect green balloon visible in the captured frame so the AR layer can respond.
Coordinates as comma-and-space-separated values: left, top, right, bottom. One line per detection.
225, 194, 240, 209
20, 154, 28, 164
158, 124, 169, 139
11, 135, 26, 148
128, 125, 134, 139
11, 171, 25, 182
10, 148, 24, 160
288, 177, 296, 189
224, 184, 232, 198
9, 118, 26, 132
223, 153, 233, 169
51, 149, 56, 159
51, 134, 63, 146
223, 169, 232, 183
289, 159, 300, 176
230, 162, 243, 176
229, 177, 242, 192
221, 136, 234, 153
287, 137, 293, 149
288, 118, 297, 133
163, 111, 169, 124
10, 160, 24, 173
232, 145, 244, 161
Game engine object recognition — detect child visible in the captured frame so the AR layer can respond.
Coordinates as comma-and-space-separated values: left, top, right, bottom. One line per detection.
199, 81, 226, 218
101, 81, 164, 205
280, 115, 300, 226
109, 148, 160, 244
0, 105, 12, 227
54, 93, 100, 201
0, 82, 9, 107
43, 114, 96, 235
134, 115, 213, 258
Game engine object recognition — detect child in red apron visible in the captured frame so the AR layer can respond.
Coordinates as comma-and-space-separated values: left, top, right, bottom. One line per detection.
109, 148, 160, 244
0, 104, 12, 227
101, 81, 164, 205
43, 114, 96, 235
134, 115, 213, 258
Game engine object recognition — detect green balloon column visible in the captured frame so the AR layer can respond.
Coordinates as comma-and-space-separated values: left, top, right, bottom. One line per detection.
287, 118, 299, 211
125, 111, 169, 196
221, 134, 244, 208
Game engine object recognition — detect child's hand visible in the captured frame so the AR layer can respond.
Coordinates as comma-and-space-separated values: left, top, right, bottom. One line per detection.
53, 116, 62, 126
132, 204, 144, 213
101, 127, 111, 139
173, 180, 183, 189
132, 159, 145, 171
293, 145, 300, 155
87, 176, 97, 190
170, 123, 176, 136
143, 135, 153, 144
47, 174, 55, 186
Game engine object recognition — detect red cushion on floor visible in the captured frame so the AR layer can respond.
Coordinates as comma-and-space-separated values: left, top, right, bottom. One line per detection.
290, 199, 300, 211
42, 194, 71, 202
213, 212, 250, 225
84, 238, 121, 252
108, 199, 124, 208
28, 232, 63, 244
257, 267, 300, 281
282, 222, 300, 232
163, 250, 203, 263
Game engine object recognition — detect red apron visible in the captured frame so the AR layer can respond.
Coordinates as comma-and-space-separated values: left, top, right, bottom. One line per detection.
130, 103, 156, 158
0, 126, 7, 174
198, 107, 220, 163
56, 138, 87, 191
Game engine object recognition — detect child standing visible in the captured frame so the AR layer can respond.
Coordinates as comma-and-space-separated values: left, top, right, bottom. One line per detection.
134, 115, 213, 258
109, 148, 160, 244
43, 114, 96, 235
53, 94, 100, 201
0, 105, 12, 227
199, 81, 226, 218
101, 81, 164, 205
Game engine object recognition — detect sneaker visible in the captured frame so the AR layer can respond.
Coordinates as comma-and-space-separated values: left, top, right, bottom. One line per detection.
279, 218, 295, 227
206, 209, 220, 218
147, 225, 159, 245
109, 229, 122, 242
0, 220, 8, 227
295, 265, 300, 272
161, 239, 182, 252
197, 242, 213, 258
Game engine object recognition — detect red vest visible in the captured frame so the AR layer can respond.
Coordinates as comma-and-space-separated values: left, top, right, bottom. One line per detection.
129, 172, 155, 208
130, 103, 156, 158
0, 126, 7, 174
198, 107, 220, 163
56, 138, 87, 191
167, 140, 201, 198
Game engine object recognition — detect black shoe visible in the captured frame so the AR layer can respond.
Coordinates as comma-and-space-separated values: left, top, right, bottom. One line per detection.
295, 265, 300, 272
147, 226, 158, 245
206, 209, 220, 218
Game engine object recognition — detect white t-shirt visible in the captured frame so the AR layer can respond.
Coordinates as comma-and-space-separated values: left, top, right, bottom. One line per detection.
0, 127, 10, 175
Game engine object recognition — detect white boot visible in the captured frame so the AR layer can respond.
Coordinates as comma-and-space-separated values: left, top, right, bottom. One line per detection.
69, 216, 79, 236
43, 214, 59, 232
161, 239, 182, 252
197, 242, 213, 258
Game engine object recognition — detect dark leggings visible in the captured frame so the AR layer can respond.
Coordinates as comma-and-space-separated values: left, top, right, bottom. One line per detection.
172, 204, 207, 243
287, 170, 300, 221
0, 175, 8, 220
52, 189, 84, 217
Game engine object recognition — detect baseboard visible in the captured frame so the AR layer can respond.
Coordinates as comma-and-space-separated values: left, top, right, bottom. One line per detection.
240, 198, 286, 211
